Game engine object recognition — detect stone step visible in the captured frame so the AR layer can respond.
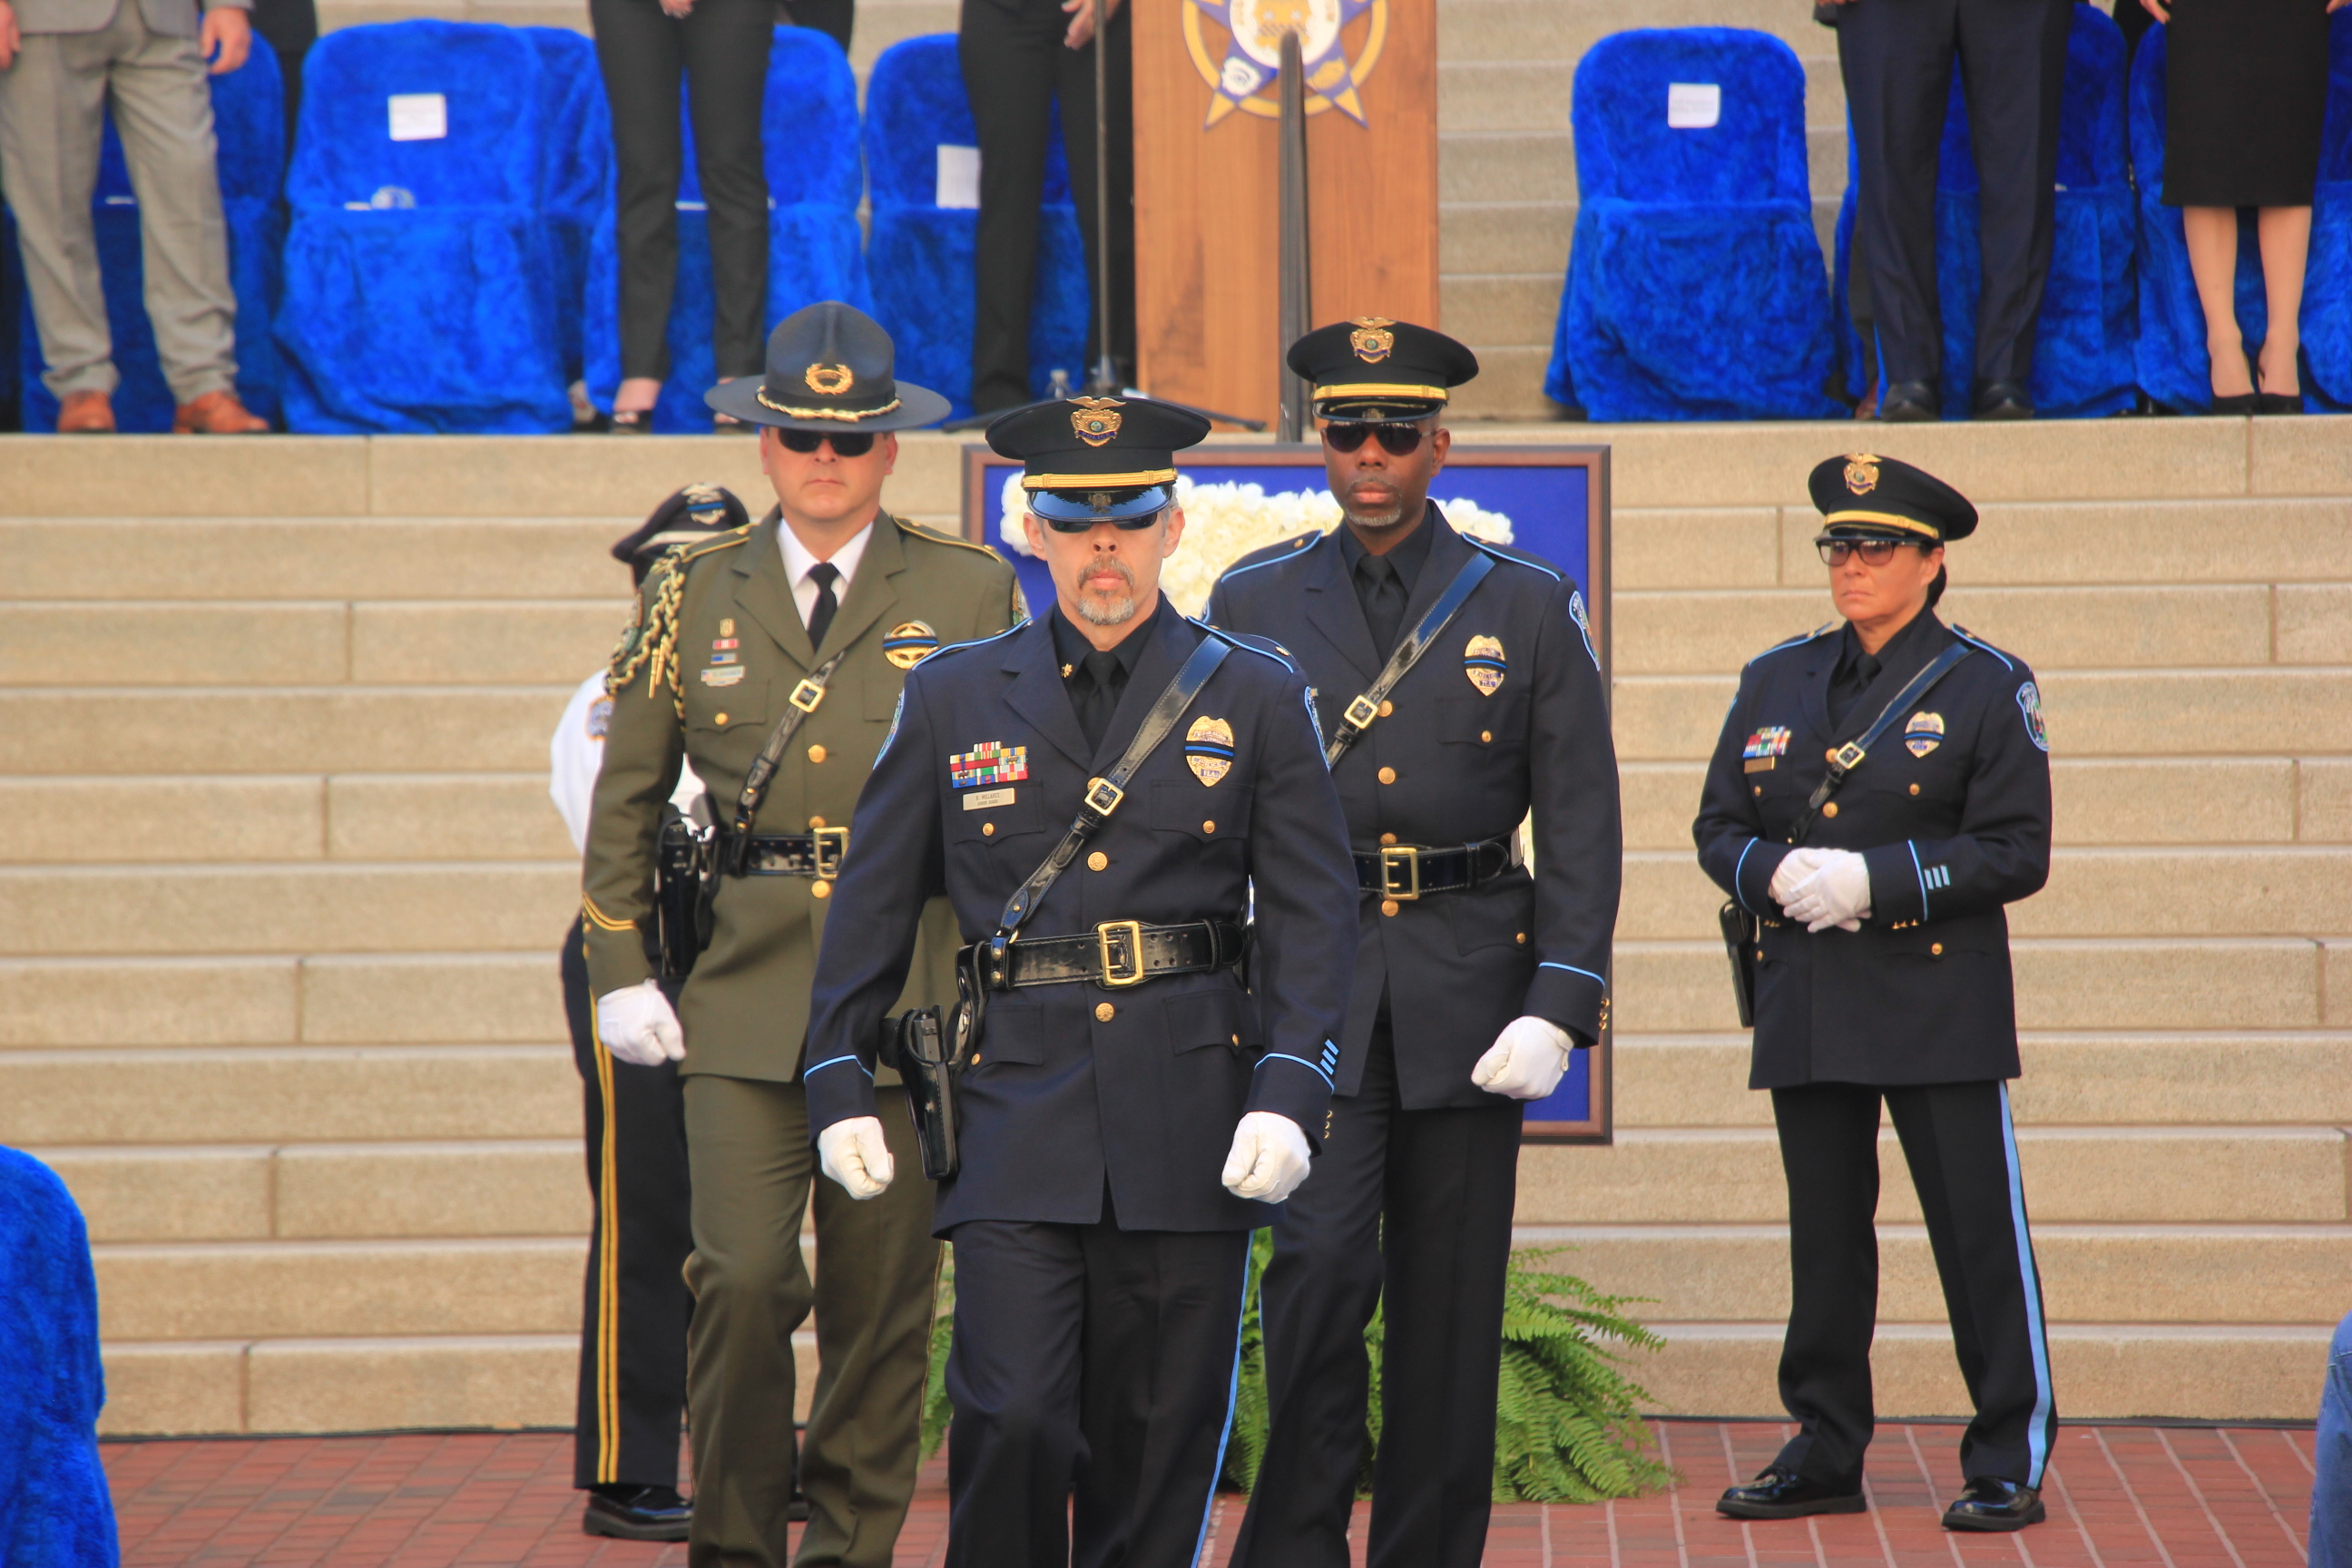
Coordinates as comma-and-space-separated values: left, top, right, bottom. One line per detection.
0, 864, 578, 956
0, 1047, 579, 1145
1609, 937, 2347, 1034
99, 1329, 830, 1436
1613, 1032, 2352, 1129
1440, 203, 1573, 279
0, 688, 572, 774
1610, 668, 2352, 763
1515, 1222, 2352, 1327
1635, 1321, 2328, 1422
0, 954, 566, 1049
1518, 1126, 2347, 1226
1622, 758, 2352, 850
1446, 348, 1563, 422
1615, 847, 2352, 943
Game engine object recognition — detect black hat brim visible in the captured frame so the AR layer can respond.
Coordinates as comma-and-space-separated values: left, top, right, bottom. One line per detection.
1027, 484, 1174, 524
704, 377, 954, 433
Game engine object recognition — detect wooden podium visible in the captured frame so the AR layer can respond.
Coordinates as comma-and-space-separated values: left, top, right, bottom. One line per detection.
1132, 0, 1438, 426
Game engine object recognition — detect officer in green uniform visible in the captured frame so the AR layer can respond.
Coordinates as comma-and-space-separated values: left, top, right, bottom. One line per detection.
582, 301, 1022, 1568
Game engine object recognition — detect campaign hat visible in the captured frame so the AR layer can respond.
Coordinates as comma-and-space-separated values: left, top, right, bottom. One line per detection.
705, 300, 951, 433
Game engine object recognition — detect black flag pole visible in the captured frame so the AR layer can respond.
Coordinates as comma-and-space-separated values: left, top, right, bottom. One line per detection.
1276, 27, 1311, 442
1086, 0, 1117, 397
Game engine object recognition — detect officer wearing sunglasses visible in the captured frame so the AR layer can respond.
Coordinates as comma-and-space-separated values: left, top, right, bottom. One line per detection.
1207, 319, 1624, 1568
1695, 454, 2057, 1534
579, 300, 1022, 1568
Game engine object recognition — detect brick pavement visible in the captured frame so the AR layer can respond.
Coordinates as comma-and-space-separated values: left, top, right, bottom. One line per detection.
103, 1420, 2316, 1566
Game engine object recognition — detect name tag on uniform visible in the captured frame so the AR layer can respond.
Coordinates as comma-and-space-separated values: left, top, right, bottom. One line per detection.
964, 788, 1015, 810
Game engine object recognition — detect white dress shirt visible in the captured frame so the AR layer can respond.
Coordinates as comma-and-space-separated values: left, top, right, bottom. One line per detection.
778, 517, 873, 632
550, 671, 705, 855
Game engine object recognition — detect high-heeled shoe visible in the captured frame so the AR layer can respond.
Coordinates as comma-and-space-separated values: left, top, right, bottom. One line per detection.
2210, 391, 2258, 415
2254, 344, 2304, 414
605, 407, 652, 433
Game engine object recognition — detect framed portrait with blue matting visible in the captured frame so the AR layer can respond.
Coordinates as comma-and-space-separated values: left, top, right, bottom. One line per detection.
963, 440, 1614, 1144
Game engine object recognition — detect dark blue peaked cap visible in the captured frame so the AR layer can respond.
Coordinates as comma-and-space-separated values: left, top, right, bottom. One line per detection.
1808, 452, 1978, 544
987, 397, 1211, 523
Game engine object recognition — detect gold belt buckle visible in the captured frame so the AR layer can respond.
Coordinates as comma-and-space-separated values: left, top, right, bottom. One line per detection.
789, 677, 828, 713
1342, 694, 1380, 731
1083, 777, 1125, 818
1095, 919, 1147, 987
811, 826, 849, 879
1830, 741, 1867, 771
1378, 845, 1422, 900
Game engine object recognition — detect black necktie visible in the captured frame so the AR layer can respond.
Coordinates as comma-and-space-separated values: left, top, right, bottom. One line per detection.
1357, 553, 1406, 657
1828, 651, 1881, 730
806, 561, 840, 650
1074, 649, 1124, 752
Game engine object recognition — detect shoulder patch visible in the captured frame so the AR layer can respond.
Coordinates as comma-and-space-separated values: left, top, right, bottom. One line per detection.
2015, 681, 2048, 751
1951, 625, 2017, 671
1566, 589, 1600, 670
1192, 619, 1297, 672
894, 515, 1006, 562
1463, 535, 1564, 583
876, 690, 906, 765
1217, 531, 1325, 584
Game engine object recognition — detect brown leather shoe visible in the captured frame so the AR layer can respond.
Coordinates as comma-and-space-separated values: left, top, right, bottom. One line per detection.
172, 389, 270, 434
56, 390, 116, 433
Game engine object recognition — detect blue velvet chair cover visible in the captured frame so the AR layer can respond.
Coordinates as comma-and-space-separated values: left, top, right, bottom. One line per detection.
529, 26, 610, 384
862, 33, 1089, 419
1548, 27, 1837, 421
277, 20, 570, 433
0, 1148, 117, 1568
9, 44, 284, 432
2305, 13, 2352, 407
1833, 4, 2133, 418
582, 26, 867, 431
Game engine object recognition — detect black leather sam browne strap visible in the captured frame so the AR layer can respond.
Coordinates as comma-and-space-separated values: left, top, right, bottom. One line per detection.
720, 649, 850, 876
1326, 551, 1493, 768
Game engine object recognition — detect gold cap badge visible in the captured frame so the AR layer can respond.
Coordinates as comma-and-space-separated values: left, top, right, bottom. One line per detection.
1349, 318, 1396, 363
1070, 397, 1123, 446
1844, 454, 1879, 495
805, 362, 855, 397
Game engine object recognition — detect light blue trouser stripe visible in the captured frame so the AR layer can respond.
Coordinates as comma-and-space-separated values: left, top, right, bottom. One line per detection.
1191, 1243, 1252, 1567
1997, 1084, 2055, 1485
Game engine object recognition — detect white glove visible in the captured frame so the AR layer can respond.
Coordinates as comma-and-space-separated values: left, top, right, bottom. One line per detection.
1783, 848, 1872, 932
817, 1116, 896, 1200
1769, 847, 1828, 909
1472, 1014, 1574, 1100
596, 979, 684, 1065
1220, 1112, 1313, 1203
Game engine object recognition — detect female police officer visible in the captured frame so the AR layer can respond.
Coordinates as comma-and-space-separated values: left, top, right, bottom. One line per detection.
1693, 454, 2056, 1534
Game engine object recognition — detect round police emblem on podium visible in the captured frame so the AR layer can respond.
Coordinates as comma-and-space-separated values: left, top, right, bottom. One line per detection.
1185, 0, 1388, 126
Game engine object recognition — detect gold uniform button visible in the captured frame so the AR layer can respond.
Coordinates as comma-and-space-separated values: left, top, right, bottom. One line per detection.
808, 744, 827, 764
809, 815, 827, 828
1087, 851, 1109, 871
1481, 730, 1493, 744
1753, 785, 1764, 797
1931, 942, 1944, 956
1230, 1033, 1240, 1045
1377, 700, 1395, 718
1380, 899, 1399, 917
1377, 767, 1396, 785
1822, 801, 1839, 818
1379, 831, 1397, 846
1095, 1002, 1115, 1023
1909, 783, 1921, 797
970, 1054, 982, 1066
811, 880, 831, 898
714, 712, 729, 725
982, 823, 995, 837
1827, 748, 1839, 763
1516, 932, 1527, 944
1202, 820, 1216, 834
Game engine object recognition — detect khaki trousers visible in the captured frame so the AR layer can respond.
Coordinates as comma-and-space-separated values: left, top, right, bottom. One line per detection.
0, 1, 239, 402
682, 1073, 938, 1568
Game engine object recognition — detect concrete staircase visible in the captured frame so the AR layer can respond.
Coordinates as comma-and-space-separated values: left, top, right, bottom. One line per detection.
3, 415, 2344, 1435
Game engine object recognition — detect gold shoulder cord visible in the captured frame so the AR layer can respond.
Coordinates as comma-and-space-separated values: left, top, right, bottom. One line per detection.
605, 529, 750, 719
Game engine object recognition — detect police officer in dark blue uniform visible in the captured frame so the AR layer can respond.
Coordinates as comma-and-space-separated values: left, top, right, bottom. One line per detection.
1696, 454, 2056, 1534
1208, 320, 1623, 1568
797, 396, 1357, 1568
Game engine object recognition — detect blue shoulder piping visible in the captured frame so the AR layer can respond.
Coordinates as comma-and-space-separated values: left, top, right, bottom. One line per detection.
1744, 622, 1838, 668
1464, 534, 1563, 582
1191, 618, 1296, 672
1949, 626, 2015, 671
918, 620, 1030, 665
1215, 533, 1323, 584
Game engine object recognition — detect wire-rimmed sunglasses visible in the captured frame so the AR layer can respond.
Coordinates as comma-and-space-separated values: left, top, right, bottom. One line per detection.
1038, 508, 1167, 534
777, 429, 877, 456
1321, 421, 1426, 457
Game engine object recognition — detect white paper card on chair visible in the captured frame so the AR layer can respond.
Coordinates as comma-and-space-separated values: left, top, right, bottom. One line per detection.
388, 93, 448, 142
936, 145, 982, 210
1666, 83, 1720, 129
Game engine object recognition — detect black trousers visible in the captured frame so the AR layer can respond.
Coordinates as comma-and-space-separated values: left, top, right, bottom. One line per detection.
1838, 0, 2071, 389
247, 0, 316, 154
1769, 1080, 2058, 1491
589, 0, 773, 384
957, 0, 1134, 412
563, 917, 695, 1490
782, 0, 852, 52
943, 1204, 1248, 1568
1231, 1015, 1524, 1568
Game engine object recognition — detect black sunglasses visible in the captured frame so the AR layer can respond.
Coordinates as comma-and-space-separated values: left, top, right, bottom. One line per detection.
1321, 422, 1426, 457
1040, 509, 1165, 534
1817, 538, 1922, 566
777, 429, 876, 456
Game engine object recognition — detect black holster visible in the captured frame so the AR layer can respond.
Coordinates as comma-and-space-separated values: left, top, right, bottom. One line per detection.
1719, 900, 1759, 1028
892, 1006, 962, 1181
654, 801, 717, 982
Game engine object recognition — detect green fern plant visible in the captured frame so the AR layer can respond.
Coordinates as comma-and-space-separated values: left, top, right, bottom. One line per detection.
923, 1240, 1671, 1503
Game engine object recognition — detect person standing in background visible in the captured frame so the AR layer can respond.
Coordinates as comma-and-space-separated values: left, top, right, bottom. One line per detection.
1828, 0, 2072, 421
590, 0, 770, 432
243, 0, 307, 150
779, 0, 847, 52
958, 0, 1132, 412
2141, 0, 2347, 413
550, 485, 745, 1542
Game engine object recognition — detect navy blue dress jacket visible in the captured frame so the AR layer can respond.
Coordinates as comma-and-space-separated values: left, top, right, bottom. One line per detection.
801, 598, 1357, 1233
1206, 508, 1623, 1111
1693, 612, 2053, 1090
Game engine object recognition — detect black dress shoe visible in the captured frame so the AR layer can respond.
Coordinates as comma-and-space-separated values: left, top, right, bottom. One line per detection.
2256, 390, 2305, 415
583, 1484, 692, 1542
1717, 1465, 1867, 1519
1942, 1476, 2045, 1532
1972, 379, 2034, 420
2210, 391, 2259, 415
1879, 380, 1940, 422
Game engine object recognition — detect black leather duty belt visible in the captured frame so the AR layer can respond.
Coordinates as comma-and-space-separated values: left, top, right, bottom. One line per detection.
1352, 836, 1519, 900
736, 828, 850, 878
963, 918, 1250, 991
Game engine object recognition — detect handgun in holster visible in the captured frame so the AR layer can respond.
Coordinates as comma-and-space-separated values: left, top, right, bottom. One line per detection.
654, 796, 717, 982
893, 1006, 960, 1181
